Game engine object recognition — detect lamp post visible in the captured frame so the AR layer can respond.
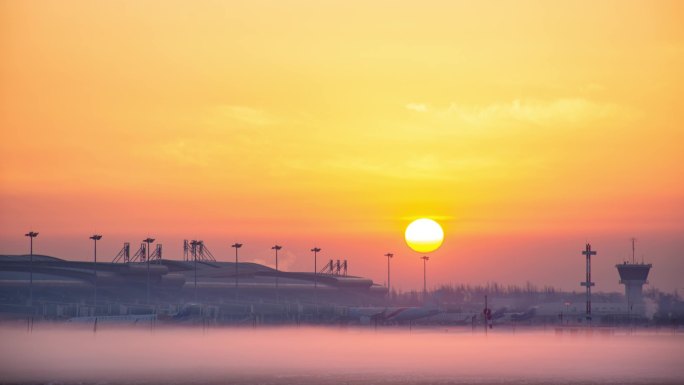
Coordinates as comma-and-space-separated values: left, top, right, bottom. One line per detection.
384, 253, 393, 298
421, 256, 429, 300
190, 240, 199, 301
231, 243, 243, 298
24, 231, 38, 306
272, 245, 282, 295
143, 237, 155, 304
90, 234, 102, 312
310, 247, 321, 289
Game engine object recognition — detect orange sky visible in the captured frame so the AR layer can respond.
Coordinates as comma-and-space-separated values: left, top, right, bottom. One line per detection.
1, 1, 683, 292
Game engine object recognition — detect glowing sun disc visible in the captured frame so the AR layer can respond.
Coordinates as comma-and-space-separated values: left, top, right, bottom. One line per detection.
405, 218, 444, 253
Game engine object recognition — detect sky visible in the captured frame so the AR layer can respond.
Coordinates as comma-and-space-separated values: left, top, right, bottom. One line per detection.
1, 0, 683, 293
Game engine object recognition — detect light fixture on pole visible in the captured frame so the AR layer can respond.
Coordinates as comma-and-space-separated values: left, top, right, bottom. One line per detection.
231, 243, 243, 297
271, 245, 282, 294
24, 231, 38, 306
384, 253, 393, 297
143, 237, 155, 303
310, 247, 321, 289
90, 234, 102, 312
190, 240, 199, 301
421, 255, 430, 300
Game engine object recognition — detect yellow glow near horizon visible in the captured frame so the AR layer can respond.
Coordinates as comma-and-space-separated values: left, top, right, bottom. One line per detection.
0, 1, 683, 291
405, 219, 444, 253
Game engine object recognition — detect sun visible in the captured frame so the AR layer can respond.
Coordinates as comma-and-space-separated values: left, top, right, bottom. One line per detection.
404, 218, 444, 253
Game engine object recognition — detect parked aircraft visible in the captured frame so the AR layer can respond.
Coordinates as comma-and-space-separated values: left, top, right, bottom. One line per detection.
67, 304, 211, 326
346, 305, 440, 325
68, 314, 156, 325
508, 307, 537, 322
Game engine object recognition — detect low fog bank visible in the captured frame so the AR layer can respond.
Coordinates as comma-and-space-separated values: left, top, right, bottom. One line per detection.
0, 326, 682, 384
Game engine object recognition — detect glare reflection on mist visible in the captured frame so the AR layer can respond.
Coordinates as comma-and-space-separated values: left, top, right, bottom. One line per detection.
0, 326, 682, 383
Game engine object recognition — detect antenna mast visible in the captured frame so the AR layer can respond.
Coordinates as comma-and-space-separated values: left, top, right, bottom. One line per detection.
580, 243, 597, 322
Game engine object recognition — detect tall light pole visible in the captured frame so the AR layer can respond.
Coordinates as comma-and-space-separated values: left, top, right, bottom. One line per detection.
272, 245, 282, 295
310, 247, 321, 289
90, 234, 102, 312
24, 231, 38, 306
191, 240, 199, 301
143, 237, 155, 304
384, 253, 393, 298
231, 243, 243, 298
421, 256, 429, 300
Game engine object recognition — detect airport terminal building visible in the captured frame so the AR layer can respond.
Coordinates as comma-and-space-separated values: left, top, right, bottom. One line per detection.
0, 254, 388, 323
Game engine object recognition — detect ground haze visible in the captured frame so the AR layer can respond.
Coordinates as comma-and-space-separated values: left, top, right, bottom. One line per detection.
1, 325, 681, 384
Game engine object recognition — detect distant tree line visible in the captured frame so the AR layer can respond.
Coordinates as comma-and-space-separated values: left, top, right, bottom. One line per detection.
387, 283, 682, 319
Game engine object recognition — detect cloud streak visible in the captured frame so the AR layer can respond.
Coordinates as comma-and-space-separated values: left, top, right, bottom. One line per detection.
405, 103, 429, 113
427, 98, 624, 127
212, 105, 278, 126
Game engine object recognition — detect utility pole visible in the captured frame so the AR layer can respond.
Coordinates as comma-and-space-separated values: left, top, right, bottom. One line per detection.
310, 247, 321, 290
190, 240, 199, 301
484, 295, 490, 334
143, 237, 155, 304
384, 253, 393, 298
24, 231, 38, 307
272, 245, 282, 298
231, 243, 243, 298
90, 234, 102, 313
421, 256, 429, 301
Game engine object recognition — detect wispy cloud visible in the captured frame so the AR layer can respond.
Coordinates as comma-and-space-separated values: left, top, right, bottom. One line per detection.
317, 154, 514, 182
581, 83, 606, 93
442, 98, 623, 126
212, 105, 278, 126
405, 103, 429, 113
158, 139, 212, 167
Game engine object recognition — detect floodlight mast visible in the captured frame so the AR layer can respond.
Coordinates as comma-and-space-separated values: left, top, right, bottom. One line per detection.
231, 243, 243, 298
24, 231, 38, 306
90, 234, 102, 312
190, 240, 199, 301
421, 256, 430, 300
311, 247, 321, 290
384, 253, 394, 297
143, 237, 155, 303
272, 245, 282, 296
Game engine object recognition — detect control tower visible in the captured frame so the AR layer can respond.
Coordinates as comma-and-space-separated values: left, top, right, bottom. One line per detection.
615, 238, 652, 316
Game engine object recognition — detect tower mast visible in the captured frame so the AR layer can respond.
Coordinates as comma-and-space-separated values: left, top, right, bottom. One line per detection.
580, 243, 597, 322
